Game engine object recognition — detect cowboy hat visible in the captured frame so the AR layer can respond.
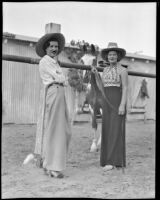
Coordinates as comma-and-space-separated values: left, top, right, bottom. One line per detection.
35, 33, 65, 57
101, 42, 126, 62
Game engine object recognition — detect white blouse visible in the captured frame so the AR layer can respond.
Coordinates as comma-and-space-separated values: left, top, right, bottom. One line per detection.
39, 55, 66, 85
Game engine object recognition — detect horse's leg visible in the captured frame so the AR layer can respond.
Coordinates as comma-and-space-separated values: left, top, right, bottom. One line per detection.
89, 104, 98, 152
97, 131, 101, 149
71, 90, 79, 125
97, 108, 102, 149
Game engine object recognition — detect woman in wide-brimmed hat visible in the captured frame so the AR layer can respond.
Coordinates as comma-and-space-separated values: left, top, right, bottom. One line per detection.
34, 33, 72, 178
91, 42, 128, 171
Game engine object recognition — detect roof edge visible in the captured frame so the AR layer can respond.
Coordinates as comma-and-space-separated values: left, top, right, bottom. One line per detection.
3, 32, 156, 61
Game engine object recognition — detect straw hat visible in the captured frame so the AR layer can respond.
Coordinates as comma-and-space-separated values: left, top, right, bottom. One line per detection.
101, 42, 126, 62
35, 33, 65, 57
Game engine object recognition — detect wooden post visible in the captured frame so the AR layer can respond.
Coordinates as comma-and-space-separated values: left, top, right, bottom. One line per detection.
45, 23, 61, 34
2, 54, 156, 78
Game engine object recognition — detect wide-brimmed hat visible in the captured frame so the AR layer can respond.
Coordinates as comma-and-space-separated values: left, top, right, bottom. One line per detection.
101, 42, 126, 62
35, 33, 65, 57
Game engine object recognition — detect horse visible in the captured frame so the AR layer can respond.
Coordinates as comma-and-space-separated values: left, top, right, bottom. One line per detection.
82, 68, 103, 152
80, 44, 105, 152
67, 43, 105, 152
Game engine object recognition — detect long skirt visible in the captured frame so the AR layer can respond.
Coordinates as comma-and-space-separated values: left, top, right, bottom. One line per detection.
34, 83, 71, 171
100, 86, 126, 167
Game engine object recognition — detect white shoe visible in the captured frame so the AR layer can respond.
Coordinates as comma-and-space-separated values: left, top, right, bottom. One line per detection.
90, 141, 98, 152
103, 165, 114, 171
22, 153, 35, 165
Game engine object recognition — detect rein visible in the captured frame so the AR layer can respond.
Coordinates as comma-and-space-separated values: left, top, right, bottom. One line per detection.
91, 58, 118, 113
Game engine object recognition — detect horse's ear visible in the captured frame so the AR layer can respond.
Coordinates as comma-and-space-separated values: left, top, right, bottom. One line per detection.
83, 45, 87, 53
91, 44, 96, 55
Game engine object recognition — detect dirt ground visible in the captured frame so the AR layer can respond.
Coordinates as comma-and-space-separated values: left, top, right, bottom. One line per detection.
2, 116, 155, 198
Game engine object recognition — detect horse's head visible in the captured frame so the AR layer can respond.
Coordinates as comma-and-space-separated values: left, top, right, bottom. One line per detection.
82, 44, 97, 56
82, 70, 92, 84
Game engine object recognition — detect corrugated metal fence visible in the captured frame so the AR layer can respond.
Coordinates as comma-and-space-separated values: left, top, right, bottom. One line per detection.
2, 39, 41, 123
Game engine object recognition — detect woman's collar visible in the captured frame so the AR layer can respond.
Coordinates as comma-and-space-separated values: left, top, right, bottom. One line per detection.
109, 63, 117, 68
108, 62, 121, 67
45, 55, 58, 63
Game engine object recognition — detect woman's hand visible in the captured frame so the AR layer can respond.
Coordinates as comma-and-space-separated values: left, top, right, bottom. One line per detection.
91, 58, 98, 73
118, 104, 125, 115
91, 65, 97, 73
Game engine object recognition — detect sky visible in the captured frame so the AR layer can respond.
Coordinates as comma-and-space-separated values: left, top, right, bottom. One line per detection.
3, 2, 156, 57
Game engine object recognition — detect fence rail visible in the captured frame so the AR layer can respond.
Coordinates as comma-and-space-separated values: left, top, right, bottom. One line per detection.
2, 54, 156, 78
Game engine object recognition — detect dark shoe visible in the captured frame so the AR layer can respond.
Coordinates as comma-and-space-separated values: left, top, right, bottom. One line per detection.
36, 157, 43, 168
44, 169, 64, 178
50, 171, 64, 178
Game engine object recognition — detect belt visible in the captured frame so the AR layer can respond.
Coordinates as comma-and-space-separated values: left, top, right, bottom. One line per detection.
53, 82, 64, 86
48, 82, 64, 88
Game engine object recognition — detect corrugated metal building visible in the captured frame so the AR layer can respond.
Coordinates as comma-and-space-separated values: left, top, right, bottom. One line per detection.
2, 32, 156, 124
121, 54, 156, 121
2, 33, 41, 123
